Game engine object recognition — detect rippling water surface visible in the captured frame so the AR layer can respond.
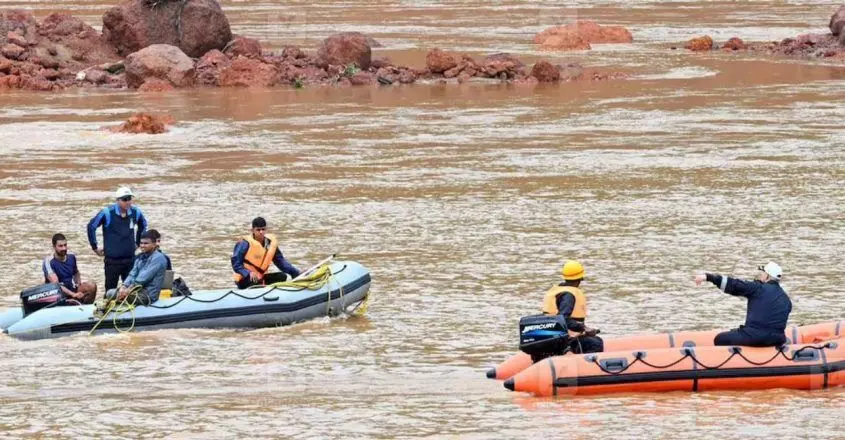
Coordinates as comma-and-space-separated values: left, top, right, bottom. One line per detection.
1, 1, 844, 438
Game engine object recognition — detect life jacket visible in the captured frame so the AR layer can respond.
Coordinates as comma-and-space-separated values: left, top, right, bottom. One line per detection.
542, 285, 586, 319
232, 234, 278, 283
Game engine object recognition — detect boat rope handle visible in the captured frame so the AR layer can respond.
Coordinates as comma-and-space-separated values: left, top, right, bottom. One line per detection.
146, 264, 348, 310
589, 342, 836, 376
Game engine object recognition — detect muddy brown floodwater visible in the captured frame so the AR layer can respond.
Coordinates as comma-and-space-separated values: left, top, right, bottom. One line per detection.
0, 1, 843, 439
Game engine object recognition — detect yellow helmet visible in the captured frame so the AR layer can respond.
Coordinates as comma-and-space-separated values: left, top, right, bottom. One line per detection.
561, 260, 585, 281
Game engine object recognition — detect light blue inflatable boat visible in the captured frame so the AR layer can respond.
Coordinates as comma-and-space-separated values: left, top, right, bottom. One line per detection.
1, 260, 370, 341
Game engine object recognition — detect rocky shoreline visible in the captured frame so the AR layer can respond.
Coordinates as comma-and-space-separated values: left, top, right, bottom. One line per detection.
2, 2, 845, 93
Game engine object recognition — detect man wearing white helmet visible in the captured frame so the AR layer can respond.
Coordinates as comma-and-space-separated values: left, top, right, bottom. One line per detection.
87, 186, 148, 291
694, 262, 792, 347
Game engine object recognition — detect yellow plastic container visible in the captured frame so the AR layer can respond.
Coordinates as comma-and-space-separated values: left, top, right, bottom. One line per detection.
159, 289, 172, 300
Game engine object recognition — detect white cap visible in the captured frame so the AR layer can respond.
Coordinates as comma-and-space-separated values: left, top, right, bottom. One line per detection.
758, 262, 782, 280
115, 186, 134, 199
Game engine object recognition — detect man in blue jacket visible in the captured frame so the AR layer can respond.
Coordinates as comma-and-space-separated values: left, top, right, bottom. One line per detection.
87, 187, 148, 291
231, 217, 301, 289
694, 262, 792, 347
107, 231, 167, 305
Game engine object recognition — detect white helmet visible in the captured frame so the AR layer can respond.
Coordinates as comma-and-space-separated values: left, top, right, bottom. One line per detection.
758, 262, 782, 280
115, 186, 134, 199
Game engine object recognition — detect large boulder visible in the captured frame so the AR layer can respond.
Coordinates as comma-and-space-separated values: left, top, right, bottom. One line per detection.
721, 37, 747, 51
102, 0, 232, 58
530, 61, 560, 82
830, 5, 845, 36
685, 35, 713, 51
425, 48, 457, 73
218, 56, 279, 87
224, 35, 261, 58
124, 44, 195, 88
534, 21, 632, 50
317, 32, 372, 69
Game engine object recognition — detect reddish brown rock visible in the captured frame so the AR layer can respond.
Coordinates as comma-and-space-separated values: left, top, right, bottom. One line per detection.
218, 56, 279, 87
109, 113, 174, 134
534, 21, 632, 50
317, 32, 372, 70
18, 74, 55, 91
425, 48, 457, 73
479, 53, 524, 79
7, 31, 28, 47
349, 71, 374, 85
224, 35, 262, 58
281, 46, 305, 59
721, 37, 747, 51
40, 68, 60, 80
1, 43, 25, 60
0, 74, 21, 88
481, 53, 524, 67
830, 5, 845, 36
371, 57, 392, 69
125, 44, 195, 88
37, 56, 60, 69
37, 14, 120, 67
685, 35, 713, 51
397, 69, 417, 84
530, 61, 560, 82
102, 0, 232, 58
443, 64, 462, 78
138, 78, 174, 92
0, 57, 11, 73
539, 33, 591, 51
195, 48, 228, 86
79, 67, 108, 84
0, 10, 38, 45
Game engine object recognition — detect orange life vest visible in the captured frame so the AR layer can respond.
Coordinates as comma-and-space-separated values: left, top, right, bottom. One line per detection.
542, 285, 587, 337
542, 285, 586, 319
232, 233, 278, 283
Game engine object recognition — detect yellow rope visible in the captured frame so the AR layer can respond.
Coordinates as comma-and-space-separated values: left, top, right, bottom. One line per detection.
89, 286, 140, 335
267, 263, 369, 316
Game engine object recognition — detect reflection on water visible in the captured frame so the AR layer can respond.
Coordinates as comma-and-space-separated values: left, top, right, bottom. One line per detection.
1, 0, 844, 438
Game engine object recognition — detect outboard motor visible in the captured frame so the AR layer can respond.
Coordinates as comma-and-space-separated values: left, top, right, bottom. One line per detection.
519, 314, 571, 363
20, 283, 65, 316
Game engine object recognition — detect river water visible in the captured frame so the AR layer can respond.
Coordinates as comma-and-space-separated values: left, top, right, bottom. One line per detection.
1, 1, 844, 438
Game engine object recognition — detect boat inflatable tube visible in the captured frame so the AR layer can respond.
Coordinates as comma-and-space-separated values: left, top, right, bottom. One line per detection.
505, 338, 845, 396
487, 320, 844, 380
3, 261, 370, 341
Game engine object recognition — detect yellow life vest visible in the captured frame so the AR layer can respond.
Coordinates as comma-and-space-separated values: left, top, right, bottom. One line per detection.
232, 233, 278, 282
542, 285, 586, 319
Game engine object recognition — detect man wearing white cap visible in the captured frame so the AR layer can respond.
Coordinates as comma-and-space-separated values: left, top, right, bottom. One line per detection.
87, 186, 148, 291
694, 262, 792, 347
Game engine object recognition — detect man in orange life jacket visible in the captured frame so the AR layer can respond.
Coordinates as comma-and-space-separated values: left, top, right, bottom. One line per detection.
541, 260, 604, 354
231, 217, 301, 289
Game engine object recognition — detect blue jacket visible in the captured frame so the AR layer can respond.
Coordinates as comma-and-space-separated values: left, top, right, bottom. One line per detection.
706, 274, 792, 335
125, 251, 168, 302
231, 240, 301, 280
87, 204, 147, 260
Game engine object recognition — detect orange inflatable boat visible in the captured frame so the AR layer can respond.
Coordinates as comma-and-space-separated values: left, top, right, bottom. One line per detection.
505, 338, 845, 396
487, 319, 843, 380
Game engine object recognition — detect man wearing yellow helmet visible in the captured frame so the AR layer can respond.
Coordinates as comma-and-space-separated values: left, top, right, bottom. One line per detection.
541, 260, 603, 353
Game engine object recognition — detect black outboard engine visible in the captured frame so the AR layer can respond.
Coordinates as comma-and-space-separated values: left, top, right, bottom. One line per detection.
519, 314, 571, 363
21, 283, 65, 316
